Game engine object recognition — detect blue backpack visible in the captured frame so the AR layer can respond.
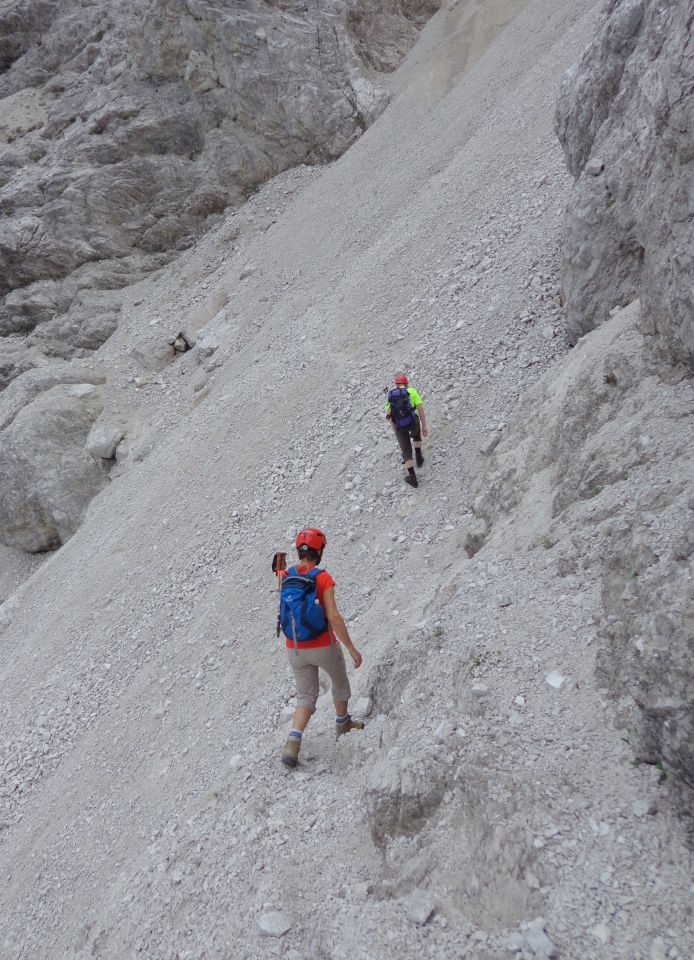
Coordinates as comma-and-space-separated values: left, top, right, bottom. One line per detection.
279, 567, 328, 645
388, 387, 416, 428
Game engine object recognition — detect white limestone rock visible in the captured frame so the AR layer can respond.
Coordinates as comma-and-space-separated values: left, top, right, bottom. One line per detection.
86, 424, 125, 461
556, 0, 693, 370
0, 383, 107, 551
256, 911, 291, 938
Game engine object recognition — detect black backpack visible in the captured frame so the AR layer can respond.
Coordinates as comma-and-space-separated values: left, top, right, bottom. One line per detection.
388, 387, 416, 428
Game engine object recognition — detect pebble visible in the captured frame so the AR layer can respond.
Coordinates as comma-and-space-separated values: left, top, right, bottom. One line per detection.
256, 912, 291, 938
523, 918, 558, 959
545, 671, 566, 690
402, 889, 436, 925
351, 697, 372, 718
434, 719, 456, 741
591, 923, 611, 944
68, 383, 97, 398
631, 798, 652, 818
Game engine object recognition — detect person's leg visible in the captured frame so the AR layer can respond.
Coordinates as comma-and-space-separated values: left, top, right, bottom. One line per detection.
396, 425, 418, 486
315, 645, 365, 739
282, 651, 319, 767
290, 706, 313, 732
411, 416, 424, 466
395, 425, 414, 470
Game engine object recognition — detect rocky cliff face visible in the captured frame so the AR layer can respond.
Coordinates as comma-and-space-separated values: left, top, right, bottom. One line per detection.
0, 0, 438, 362
0, 0, 438, 552
468, 0, 694, 801
470, 301, 694, 796
555, 0, 693, 370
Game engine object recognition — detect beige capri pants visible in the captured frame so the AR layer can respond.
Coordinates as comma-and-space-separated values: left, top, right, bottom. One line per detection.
287, 642, 351, 712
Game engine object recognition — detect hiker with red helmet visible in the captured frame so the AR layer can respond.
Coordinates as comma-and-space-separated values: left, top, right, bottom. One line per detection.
273, 527, 364, 768
385, 372, 428, 487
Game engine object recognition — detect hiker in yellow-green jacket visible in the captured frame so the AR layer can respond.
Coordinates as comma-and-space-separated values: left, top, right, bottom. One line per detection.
385, 372, 428, 487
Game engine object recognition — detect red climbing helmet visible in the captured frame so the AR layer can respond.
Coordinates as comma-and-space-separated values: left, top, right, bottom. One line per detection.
295, 527, 327, 555
394, 372, 409, 385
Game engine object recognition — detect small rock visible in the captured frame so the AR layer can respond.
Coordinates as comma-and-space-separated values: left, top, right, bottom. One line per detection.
86, 424, 125, 460
545, 671, 566, 690
351, 697, 372, 719
471, 681, 489, 698
650, 938, 668, 960
240, 266, 256, 280
229, 754, 242, 770
496, 594, 512, 608
631, 798, 653, 818
196, 331, 221, 358
524, 917, 558, 959
481, 433, 502, 456
514, 695, 526, 706
68, 383, 97, 398
540, 325, 555, 341
256, 912, 291, 938
0, 596, 18, 632
505, 932, 525, 953
434, 719, 455, 742
402, 889, 435, 925
591, 923, 611, 944
585, 157, 605, 176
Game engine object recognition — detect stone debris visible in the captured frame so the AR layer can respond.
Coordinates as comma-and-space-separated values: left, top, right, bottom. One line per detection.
590, 922, 610, 944
522, 918, 559, 959
256, 912, 291, 938
86, 425, 126, 461
631, 798, 653, 818
401, 889, 436, 926
351, 697, 372, 719
545, 672, 566, 690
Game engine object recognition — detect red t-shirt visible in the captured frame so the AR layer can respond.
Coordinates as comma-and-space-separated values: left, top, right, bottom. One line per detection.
281, 566, 335, 649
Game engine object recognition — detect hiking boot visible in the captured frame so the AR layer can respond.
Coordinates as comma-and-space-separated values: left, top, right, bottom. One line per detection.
415, 449, 424, 468
336, 715, 365, 741
281, 736, 301, 768
405, 473, 418, 488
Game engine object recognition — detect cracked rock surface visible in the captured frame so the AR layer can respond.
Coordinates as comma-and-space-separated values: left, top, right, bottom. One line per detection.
555, 0, 694, 369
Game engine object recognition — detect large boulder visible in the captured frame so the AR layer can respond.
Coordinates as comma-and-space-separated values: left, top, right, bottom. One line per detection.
0, 380, 108, 551
555, 0, 694, 370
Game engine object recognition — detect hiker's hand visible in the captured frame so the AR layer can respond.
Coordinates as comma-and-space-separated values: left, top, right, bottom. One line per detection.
349, 646, 362, 669
422, 427, 429, 438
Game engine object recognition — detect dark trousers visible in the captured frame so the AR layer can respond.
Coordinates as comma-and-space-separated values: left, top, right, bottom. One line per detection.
395, 415, 421, 463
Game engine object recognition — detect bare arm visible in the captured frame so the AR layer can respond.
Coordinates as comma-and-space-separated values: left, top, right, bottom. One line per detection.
322, 586, 362, 668
416, 404, 428, 436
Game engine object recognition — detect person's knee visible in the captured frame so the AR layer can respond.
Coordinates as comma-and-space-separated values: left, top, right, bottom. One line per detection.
295, 694, 318, 713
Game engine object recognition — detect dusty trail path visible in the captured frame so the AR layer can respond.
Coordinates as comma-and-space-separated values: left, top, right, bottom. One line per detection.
1, 2, 691, 959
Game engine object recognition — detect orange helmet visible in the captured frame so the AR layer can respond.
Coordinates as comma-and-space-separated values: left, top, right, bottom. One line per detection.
394, 372, 409, 385
295, 527, 327, 555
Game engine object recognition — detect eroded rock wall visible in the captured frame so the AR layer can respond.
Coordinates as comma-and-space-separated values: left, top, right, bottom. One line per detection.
471, 302, 694, 794
555, 0, 693, 370
0, 0, 439, 356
